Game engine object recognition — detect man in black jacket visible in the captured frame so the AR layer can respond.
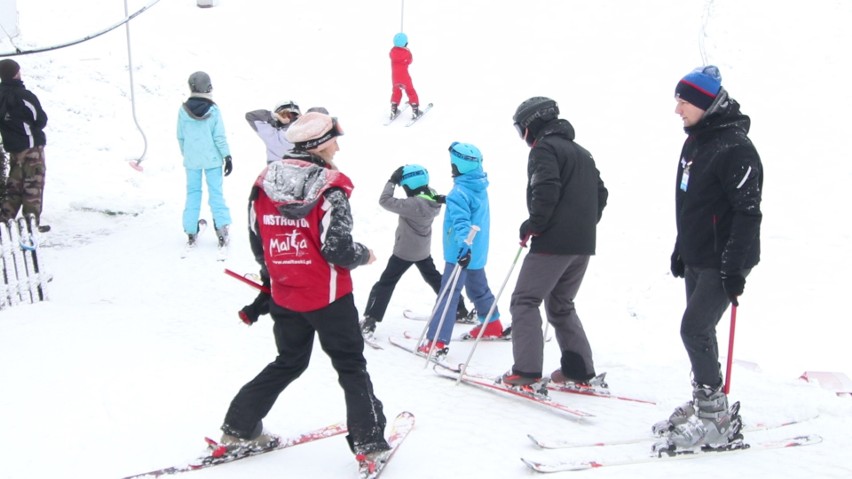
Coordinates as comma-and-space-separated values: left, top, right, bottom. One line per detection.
0, 59, 48, 229
654, 65, 763, 451
501, 97, 608, 389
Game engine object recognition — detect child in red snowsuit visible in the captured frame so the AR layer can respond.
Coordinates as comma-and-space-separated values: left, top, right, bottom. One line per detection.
390, 32, 421, 119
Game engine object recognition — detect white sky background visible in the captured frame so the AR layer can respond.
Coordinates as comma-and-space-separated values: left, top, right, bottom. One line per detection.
1, 1, 851, 478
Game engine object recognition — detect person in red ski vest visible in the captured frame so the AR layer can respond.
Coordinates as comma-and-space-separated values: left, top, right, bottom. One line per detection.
219, 111, 391, 463
389, 32, 422, 120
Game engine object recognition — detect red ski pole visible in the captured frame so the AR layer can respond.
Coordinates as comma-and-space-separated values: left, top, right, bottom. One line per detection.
224, 268, 270, 294
723, 305, 737, 395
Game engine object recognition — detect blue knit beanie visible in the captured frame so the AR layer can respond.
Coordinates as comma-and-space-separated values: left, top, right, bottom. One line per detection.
675, 65, 722, 111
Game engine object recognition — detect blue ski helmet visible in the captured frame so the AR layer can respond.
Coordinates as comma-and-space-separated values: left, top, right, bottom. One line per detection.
448, 142, 483, 175
400, 164, 429, 190
393, 32, 408, 47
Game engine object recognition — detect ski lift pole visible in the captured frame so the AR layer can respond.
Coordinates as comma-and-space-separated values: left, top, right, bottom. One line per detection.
125, 0, 148, 172
422, 226, 479, 367
457, 234, 529, 383
723, 305, 737, 395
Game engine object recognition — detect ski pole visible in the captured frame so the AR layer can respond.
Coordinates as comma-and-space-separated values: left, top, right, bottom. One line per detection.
723, 304, 737, 395
416, 237, 468, 347
422, 226, 479, 367
416, 261, 460, 347
224, 268, 270, 294
457, 234, 530, 383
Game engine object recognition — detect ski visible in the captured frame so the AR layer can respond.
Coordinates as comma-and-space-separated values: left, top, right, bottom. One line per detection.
5, 219, 28, 303
181, 219, 208, 259
402, 308, 478, 325
14, 217, 36, 303
387, 335, 461, 372
119, 421, 347, 478
0, 224, 15, 308
433, 365, 594, 421
20, 214, 47, 301
527, 414, 819, 449
383, 103, 409, 126
357, 411, 415, 478
402, 329, 510, 343
405, 103, 433, 127
362, 332, 384, 350
520, 434, 822, 473
546, 373, 656, 405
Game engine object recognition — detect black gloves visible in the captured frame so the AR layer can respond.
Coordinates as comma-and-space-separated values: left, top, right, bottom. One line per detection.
224, 156, 233, 176
519, 219, 540, 241
434, 194, 446, 204
389, 166, 404, 185
238, 291, 271, 325
457, 248, 471, 268
720, 272, 745, 306
670, 251, 685, 278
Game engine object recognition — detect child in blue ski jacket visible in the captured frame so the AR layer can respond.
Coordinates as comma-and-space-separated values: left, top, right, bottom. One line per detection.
176, 71, 233, 248
420, 142, 503, 355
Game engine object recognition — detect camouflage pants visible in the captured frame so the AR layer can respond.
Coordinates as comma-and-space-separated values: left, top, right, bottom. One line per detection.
0, 146, 46, 223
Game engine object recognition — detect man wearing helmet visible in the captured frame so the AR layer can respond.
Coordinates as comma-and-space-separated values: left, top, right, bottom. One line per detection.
245, 100, 301, 163
502, 97, 608, 389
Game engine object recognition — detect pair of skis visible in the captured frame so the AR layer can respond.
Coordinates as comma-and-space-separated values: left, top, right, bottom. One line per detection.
521, 433, 822, 472
524, 409, 822, 472
384, 103, 433, 127
120, 412, 414, 479
387, 335, 596, 421
181, 219, 228, 261
1, 214, 49, 308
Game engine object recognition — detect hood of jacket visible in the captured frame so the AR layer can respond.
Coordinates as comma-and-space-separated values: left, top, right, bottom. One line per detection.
256, 153, 354, 220
182, 96, 215, 119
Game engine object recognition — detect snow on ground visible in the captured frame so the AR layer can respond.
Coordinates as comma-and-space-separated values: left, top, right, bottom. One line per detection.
1, 1, 851, 478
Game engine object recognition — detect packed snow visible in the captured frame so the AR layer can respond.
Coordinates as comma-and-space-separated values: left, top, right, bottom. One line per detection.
1, 0, 851, 478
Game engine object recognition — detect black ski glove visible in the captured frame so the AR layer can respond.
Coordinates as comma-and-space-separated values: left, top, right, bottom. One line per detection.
519, 219, 538, 241
434, 194, 446, 204
223, 156, 233, 176
720, 271, 745, 306
670, 251, 685, 278
238, 290, 271, 325
389, 166, 404, 185
457, 248, 471, 269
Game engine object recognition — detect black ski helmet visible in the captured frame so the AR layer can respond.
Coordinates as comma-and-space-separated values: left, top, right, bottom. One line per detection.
513, 96, 559, 131
188, 71, 212, 93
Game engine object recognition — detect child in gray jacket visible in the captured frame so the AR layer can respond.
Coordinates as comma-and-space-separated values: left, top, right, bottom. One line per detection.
360, 164, 471, 337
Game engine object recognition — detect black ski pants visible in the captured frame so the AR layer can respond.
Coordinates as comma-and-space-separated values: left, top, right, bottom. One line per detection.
222, 293, 389, 453
364, 254, 467, 321
680, 266, 749, 389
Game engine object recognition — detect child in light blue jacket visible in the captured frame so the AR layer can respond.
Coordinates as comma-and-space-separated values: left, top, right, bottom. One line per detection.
177, 71, 232, 248
421, 142, 503, 355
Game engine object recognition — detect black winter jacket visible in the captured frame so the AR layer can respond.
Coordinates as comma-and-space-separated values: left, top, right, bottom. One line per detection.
0, 79, 47, 153
673, 90, 762, 274
525, 118, 607, 255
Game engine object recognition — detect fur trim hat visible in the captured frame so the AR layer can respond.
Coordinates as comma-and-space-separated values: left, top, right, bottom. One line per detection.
675, 65, 722, 111
0, 59, 20, 82
284, 112, 344, 150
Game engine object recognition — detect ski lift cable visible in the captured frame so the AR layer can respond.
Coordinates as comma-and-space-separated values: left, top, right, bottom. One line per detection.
0, 0, 162, 57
